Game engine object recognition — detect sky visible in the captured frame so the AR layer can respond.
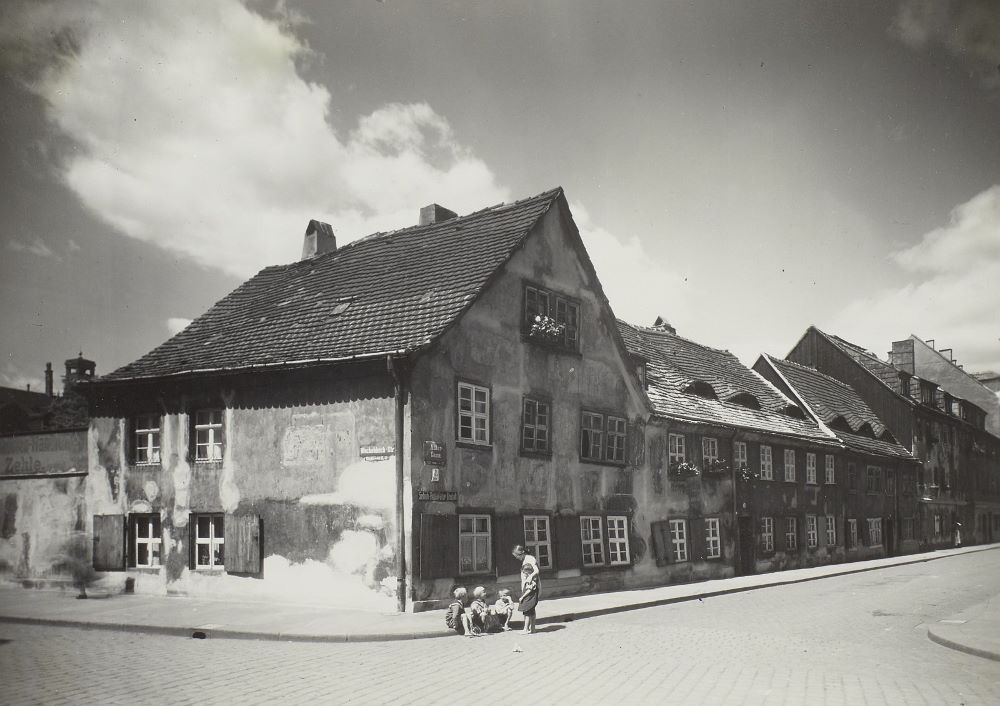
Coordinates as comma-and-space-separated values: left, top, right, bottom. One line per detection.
1, 0, 998, 394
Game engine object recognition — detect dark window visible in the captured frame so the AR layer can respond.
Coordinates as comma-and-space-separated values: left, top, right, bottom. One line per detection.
521, 398, 550, 454
580, 411, 627, 465
523, 284, 580, 351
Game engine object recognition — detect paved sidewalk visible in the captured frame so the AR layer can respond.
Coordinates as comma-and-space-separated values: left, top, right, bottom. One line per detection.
1, 544, 997, 649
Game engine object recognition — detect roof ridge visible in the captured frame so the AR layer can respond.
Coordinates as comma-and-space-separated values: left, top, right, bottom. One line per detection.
624, 321, 734, 356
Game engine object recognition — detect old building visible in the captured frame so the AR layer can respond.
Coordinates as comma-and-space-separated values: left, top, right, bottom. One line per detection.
617, 320, 853, 578
84, 188, 653, 611
785, 327, 1000, 547
754, 355, 920, 556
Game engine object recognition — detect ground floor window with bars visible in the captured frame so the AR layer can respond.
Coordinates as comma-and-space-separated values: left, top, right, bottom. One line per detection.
523, 515, 552, 569
704, 517, 721, 558
607, 516, 630, 565
194, 514, 225, 570
459, 514, 491, 574
581, 516, 604, 566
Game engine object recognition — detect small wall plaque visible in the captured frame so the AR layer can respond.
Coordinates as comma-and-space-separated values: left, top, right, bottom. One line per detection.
423, 440, 446, 465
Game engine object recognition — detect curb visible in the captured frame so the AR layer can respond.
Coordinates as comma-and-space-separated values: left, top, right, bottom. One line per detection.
927, 625, 1000, 663
2, 545, 996, 643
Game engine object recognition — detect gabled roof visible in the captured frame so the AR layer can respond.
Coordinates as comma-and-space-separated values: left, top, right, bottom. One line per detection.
100, 188, 564, 382
617, 322, 835, 444
0, 386, 51, 412
809, 328, 912, 399
760, 355, 915, 461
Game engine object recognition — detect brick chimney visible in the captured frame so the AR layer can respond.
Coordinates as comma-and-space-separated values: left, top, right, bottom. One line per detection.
419, 204, 457, 226
301, 220, 336, 260
652, 316, 676, 334
45, 362, 53, 397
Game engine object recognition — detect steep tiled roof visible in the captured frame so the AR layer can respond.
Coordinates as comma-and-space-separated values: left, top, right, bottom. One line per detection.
618, 322, 835, 444
101, 189, 563, 381
762, 356, 914, 461
819, 330, 907, 396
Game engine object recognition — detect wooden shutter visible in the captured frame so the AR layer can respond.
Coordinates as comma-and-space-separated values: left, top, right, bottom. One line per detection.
224, 514, 263, 575
188, 518, 196, 570
650, 520, 669, 567
93, 514, 126, 571
493, 514, 524, 577
126, 514, 137, 568
419, 513, 458, 579
554, 514, 582, 570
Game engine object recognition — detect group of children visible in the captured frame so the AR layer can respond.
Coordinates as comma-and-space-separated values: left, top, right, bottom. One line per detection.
445, 586, 515, 636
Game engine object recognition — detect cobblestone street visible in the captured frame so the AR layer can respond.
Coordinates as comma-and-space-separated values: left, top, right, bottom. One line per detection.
3, 551, 999, 705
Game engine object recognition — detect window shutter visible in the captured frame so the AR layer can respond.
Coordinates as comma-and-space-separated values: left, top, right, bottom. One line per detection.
125, 418, 135, 465
93, 514, 126, 571
224, 514, 263, 575
126, 514, 136, 568
494, 514, 523, 577
554, 514, 582, 570
419, 513, 458, 579
188, 518, 196, 570
650, 520, 669, 567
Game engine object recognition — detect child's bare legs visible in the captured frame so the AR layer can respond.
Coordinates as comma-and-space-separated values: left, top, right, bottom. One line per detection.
461, 612, 475, 637
522, 612, 536, 634
502, 609, 512, 630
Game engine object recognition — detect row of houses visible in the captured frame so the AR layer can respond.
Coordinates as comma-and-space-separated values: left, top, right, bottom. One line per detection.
3, 187, 998, 611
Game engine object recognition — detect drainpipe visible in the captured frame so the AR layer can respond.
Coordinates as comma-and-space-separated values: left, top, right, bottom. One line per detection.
388, 356, 407, 613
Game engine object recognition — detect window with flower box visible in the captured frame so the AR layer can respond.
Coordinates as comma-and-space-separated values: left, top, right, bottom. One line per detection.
523, 284, 579, 351
734, 441, 748, 470
702, 437, 718, 464
784, 449, 796, 482
760, 445, 773, 480
668, 433, 686, 465
457, 382, 490, 445
806, 453, 817, 484
521, 398, 550, 454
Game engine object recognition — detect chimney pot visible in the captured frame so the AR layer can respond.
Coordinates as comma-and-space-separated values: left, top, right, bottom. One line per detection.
419, 204, 457, 226
301, 220, 336, 260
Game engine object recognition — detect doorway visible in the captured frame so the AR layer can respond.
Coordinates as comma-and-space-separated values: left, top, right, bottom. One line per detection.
737, 516, 755, 575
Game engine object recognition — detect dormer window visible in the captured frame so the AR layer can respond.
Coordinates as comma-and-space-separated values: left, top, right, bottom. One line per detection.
730, 393, 761, 410
523, 284, 579, 351
684, 381, 717, 399
920, 381, 936, 405
899, 372, 911, 397
782, 405, 806, 419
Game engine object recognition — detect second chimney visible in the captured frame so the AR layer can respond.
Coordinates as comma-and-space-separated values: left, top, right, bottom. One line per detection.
45, 362, 53, 397
419, 204, 457, 226
301, 220, 336, 260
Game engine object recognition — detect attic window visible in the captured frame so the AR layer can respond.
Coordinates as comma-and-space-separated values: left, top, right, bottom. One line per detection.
782, 404, 806, 419
683, 381, 717, 399
880, 430, 898, 444
857, 423, 876, 438
830, 416, 853, 433
327, 297, 355, 317
729, 392, 761, 410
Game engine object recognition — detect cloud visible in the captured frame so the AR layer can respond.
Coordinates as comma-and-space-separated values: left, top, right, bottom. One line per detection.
0, 361, 43, 391
3, 0, 508, 278
7, 238, 58, 259
830, 185, 1000, 372
166, 318, 193, 336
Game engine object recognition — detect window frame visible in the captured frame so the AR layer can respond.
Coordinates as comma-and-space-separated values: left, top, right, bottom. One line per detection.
580, 411, 605, 462
784, 449, 796, 482
458, 513, 493, 575
133, 413, 162, 466
866, 465, 882, 494
704, 517, 722, 559
193, 408, 224, 463
193, 513, 225, 571
867, 517, 883, 546
734, 441, 748, 469
785, 517, 798, 551
520, 396, 551, 456
760, 516, 774, 553
669, 519, 688, 562
523, 282, 581, 352
523, 515, 553, 570
847, 518, 859, 548
133, 513, 162, 569
580, 515, 605, 567
825, 514, 836, 546
805, 453, 817, 485
607, 515, 631, 565
806, 515, 818, 548
668, 433, 686, 465
824, 455, 835, 484
760, 445, 773, 480
702, 437, 719, 464
456, 381, 491, 446
580, 410, 627, 466
606, 415, 627, 464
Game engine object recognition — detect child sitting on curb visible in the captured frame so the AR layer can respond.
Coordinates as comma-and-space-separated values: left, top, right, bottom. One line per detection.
445, 587, 474, 636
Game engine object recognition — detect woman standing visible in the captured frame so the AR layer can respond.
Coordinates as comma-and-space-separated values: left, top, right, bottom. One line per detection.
512, 545, 540, 634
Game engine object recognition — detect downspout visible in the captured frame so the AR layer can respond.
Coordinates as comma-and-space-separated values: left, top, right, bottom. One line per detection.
388, 355, 407, 613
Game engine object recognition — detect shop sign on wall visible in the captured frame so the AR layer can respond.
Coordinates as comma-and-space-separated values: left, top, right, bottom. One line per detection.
359, 444, 394, 462
417, 490, 457, 501
1, 431, 87, 478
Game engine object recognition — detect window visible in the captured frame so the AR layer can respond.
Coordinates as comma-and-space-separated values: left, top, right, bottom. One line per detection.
705, 518, 721, 559
847, 463, 858, 492
524, 284, 579, 351
901, 517, 914, 541
806, 515, 817, 548
760, 517, 774, 552
847, 519, 859, 548
824, 455, 835, 484
457, 382, 490, 445
606, 416, 627, 464
133, 414, 161, 465
784, 449, 796, 482
885, 469, 896, 495
581, 412, 604, 462
607, 516, 630, 565
521, 398, 550, 454
760, 446, 773, 480
806, 453, 817, 484
825, 515, 836, 546
194, 514, 224, 570
866, 466, 882, 493
734, 441, 748, 469
668, 433, 686, 465
867, 518, 883, 546
134, 514, 162, 568
459, 514, 491, 574
581, 516, 604, 566
523, 516, 552, 570
785, 517, 798, 551
194, 409, 224, 462
669, 519, 688, 562
702, 437, 718, 464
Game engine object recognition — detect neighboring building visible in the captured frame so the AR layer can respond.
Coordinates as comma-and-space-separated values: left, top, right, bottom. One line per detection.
785, 327, 1000, 547
83, 188, 652, 611
617, 320, 851, 577
754, 355, 921, 556
890, 335, 1000, 436
0, 386, 51, 434
972, 371, 1000, 395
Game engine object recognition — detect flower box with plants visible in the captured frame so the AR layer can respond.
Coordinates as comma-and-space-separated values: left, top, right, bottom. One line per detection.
668, 461, 701, 478
703, 459, 731, 474
737, 464, 761, 482
528, 314, 566, 347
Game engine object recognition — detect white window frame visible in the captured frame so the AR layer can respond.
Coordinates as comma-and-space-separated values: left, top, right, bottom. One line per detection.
760, 445, 773, 480
457, 382, 490, 445
194, 514, 224, 570
134, 414, 161, 465
785, 517, 798, 551
668, 433, 686, 465
848, 519, 859, 548
806, 515, 818, 548
606, 416, 627, 464
523, 515, 552, 570
824, 455, 835, 484
669, 519, 688, 562
521, 398, 550, 454
806, 453, 817, 484
705, 517, 721, 559
607, 516, 630, 565
581, 412, 605, 462
760, 516, 774, 552
868, 517, 883, 546
702, 437, 718, 463
580, 516, 604, 566
825, 515, 836, 546
734, 441, 748, 469
134, 514, 162, 568
194, 409, 224, 462
458, 514, 492, 574
784, 449, 796, 482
